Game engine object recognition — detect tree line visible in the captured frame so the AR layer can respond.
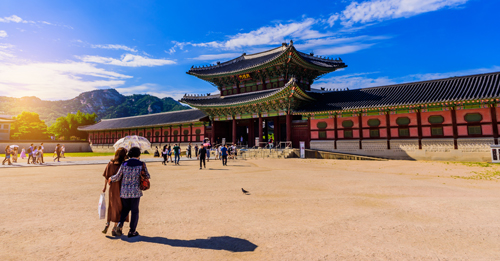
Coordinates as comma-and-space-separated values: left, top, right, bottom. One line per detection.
10, 111, 97, 140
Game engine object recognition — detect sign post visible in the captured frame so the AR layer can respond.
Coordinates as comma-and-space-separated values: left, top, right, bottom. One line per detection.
491, 145, 500, 163
300, 141, 305, 159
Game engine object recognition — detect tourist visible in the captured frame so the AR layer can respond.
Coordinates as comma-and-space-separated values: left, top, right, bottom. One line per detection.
228, 145, 233, 159
167, 145, 172, 163
54, 144, 61, 162
198, 143, 206, 170
110, 147, 150, 238
20, 147, 26, 160
162, 145, 168, 165
33, 146, 39, 164
102, 147, 129, 236
27, 144, 34, 164
2, 145, 12, 165
154, 146, 160, 157
221, 144, 228, 166
173, 143, 181, 165
187, 143, 192, 158
194, 144, 199, 157
240, 136, 244, 146
214, 145, 219, 160
40, 143, 45, 163
234, 144, 238, 159
36, 146, 43, 164
206, 145, 210, 162
61, 145, 66, 158
12, 147, 18, 163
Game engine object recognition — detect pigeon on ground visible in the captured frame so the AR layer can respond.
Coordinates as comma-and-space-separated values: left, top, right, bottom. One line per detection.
241, 188, 249, 194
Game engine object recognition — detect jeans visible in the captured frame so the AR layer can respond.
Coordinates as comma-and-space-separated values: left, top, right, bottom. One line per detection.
119, 197, 140, 233
199, 156, 205, 168
174, 153, 180, 164
222, 155, 227, 165
187, 150, 191, 158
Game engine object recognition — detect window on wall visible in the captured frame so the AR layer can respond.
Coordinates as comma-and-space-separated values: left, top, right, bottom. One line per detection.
138, 132, 143, 136
164, 131, 169, 137
431, 127, 443, 136
467, 126, 482, 135
367, 119, 381, 127
370, 129, 380, 138
195, 129, 201, 141
464, 113, 482, 123
173, 130, 178, 142
317, 121, 327, 139
428, 115, 444, 124
399, 128, 410, 137
183, 130, 189, 142
396, 117, 410, 126
342, 120, 354, 128
155, 131, 159, 142
344, 130, 353, 138
118, 134, 122, 139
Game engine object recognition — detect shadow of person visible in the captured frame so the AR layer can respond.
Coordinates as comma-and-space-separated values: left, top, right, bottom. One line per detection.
119, 235, 258, 252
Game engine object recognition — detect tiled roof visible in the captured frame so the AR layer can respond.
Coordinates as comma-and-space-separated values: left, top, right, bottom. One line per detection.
187, 44, 345, 77
78, 109, 208, 131
297, 72, 500, 112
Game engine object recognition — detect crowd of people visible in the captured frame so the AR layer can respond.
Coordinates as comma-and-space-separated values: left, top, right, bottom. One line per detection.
2, 143, 66, 165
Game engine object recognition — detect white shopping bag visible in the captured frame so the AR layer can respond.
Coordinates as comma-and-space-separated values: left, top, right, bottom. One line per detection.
98, 193, 106, 220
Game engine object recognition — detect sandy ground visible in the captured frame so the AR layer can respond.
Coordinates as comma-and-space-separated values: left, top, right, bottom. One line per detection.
1, 158, 500, 260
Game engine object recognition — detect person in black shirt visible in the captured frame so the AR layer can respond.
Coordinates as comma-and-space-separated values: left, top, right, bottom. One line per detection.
198, 144, 207, 170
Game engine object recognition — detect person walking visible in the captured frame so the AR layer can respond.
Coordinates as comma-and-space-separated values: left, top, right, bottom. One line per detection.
20, 147, 26, 160
154, 146, 160, 157
54, 144, 61, 162
33, 146, 39, 164
173, 144, 181, 165
194, 144, 199, 157
167, 145, 172, 163
2, 145, 12, 165
161, 145, 168, 165
221, 144, 228, 166
27, 144, 34, 164
36, 146, 43, 164
110, 147, 150, 238
12, 147, 18, 163
61, 145, 66, 158
40, 143, 45, 163
198, 144, 206, 170
187, 143, 192, 159
102, 148, 129, 235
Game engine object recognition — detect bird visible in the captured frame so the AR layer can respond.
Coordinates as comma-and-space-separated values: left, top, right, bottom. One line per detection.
241, 188, 250, 194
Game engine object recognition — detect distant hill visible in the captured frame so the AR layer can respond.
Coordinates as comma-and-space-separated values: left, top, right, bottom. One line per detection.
0, 89, 190, 126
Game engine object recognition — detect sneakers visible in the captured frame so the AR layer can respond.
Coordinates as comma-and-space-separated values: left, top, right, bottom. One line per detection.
128, 231, 139, 238
113, 226, 123, 236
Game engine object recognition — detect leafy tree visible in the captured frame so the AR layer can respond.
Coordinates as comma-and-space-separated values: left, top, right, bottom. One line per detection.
10, 112, 50, 140
49, 111, 97, 140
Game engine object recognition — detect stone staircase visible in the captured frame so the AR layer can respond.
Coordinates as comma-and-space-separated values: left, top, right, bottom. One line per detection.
240, 148, 295, 159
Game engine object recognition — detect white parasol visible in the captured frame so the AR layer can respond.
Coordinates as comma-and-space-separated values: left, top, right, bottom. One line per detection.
9, 145, 19, 149
113, 135, 151, 152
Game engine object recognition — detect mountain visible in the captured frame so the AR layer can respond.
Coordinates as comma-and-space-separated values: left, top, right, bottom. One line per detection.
0, 89, 190, 126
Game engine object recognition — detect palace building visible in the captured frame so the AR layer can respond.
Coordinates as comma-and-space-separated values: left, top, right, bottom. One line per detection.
79, 41, 500, 161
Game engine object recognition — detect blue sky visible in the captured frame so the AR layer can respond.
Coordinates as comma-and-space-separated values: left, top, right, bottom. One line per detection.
0, 0, 498, 101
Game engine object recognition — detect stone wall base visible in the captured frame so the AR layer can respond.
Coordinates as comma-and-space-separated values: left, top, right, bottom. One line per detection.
310, 138, 496, 161
91, 142, 197, 153
0, 141, 91, 153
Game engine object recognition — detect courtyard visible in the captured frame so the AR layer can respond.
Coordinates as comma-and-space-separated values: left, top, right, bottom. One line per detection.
1, 157, 499, 260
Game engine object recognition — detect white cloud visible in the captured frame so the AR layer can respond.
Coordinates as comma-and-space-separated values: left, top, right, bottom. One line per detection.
330, 0, 468, 27
315, 43, 375, 55
405, 66, 500, 82
78, 54, 176, 67
0, 43, 15, 60
0, 15, 26, 23
191, 53, 241, 61
0, 61, 132, 100
191, 18, 329, 50
313, 72, 396, 90
116, 83, 188, 100
91, 44, 137, 52
0, 30, 7, 38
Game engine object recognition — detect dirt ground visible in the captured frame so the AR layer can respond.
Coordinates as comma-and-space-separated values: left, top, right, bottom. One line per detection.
1, 158, 499, 260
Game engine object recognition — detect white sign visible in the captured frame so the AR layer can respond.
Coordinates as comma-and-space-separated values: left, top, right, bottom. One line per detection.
222, 138, 226, 145
491, 145, 500, 163
255, 137, 260, 147
300, 141, 305, 158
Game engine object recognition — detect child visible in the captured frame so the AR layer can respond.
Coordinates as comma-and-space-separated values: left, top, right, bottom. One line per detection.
33, 146, 39, 164
20, 147, 26, 159
36, 146, 43, 164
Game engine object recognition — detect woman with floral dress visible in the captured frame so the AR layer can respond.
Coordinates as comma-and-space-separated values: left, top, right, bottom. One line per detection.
110, 147, 150, 238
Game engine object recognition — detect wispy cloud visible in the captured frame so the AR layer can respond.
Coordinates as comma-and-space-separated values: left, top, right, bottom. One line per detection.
116, 83, 188, 100
315, 43, 375, 55
0, 61, 132, 100
191, 18, 328, 50
91, 44, 137, 52
0, 15, 30, 23
0, 43, 15, 60
0, 30, 7, 38
78, 54, 176, 67
329, 0, 469, 27
191, 53, 241, 61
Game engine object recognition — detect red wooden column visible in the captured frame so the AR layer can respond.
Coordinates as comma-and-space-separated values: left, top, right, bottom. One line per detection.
386, 112, 391, 150
211, 120, 216, 145
417, 109, 423, 149
491, 103, 498, 145
274, 116, 279, 143
451, 107, 458, 149
286, 112, 292, 142
258, 115, 263, 146
190, 124, 193, 142
334, 114, 338, 150
232, 118, 237, 145
358, 113, 363, 150
169, 126, 172, 144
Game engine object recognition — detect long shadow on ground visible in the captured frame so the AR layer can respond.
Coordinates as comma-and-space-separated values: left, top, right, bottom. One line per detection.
108, 235, 258, 252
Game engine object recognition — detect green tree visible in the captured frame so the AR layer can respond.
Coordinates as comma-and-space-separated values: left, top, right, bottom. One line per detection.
49, 111, 97, 140
10, 112, 50, 140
